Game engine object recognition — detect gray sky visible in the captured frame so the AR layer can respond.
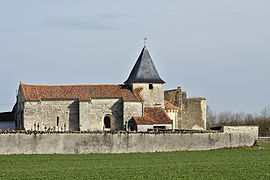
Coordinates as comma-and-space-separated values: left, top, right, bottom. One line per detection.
0, 0, 269, 113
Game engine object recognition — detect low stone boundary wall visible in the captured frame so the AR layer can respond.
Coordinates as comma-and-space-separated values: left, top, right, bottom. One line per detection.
258, 137, 270, 142
0, 132, 258, 154
222, 126, 259, 134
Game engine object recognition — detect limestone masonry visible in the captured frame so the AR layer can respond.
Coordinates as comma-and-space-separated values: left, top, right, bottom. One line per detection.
0, 131, 258, 154
222, 126, 259, 134
10, 46, 206, 132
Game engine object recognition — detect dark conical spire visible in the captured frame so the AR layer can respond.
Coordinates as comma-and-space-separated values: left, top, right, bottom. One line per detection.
125, 46, 165, 84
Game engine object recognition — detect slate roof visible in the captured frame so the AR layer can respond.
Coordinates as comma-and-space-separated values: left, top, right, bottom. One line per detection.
164, 100, 179, 110
125, 46, 165, 84
20, 83, 143, 101
133, 107, 172, 125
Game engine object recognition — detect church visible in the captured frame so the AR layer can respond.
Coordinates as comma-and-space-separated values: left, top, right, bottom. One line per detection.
12, 46, 206, 131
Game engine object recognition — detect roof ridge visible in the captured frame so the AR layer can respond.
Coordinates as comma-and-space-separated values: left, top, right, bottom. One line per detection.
20, 83, 123, 86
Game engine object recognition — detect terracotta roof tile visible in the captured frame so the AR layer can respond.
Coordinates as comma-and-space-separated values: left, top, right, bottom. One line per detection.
133, 107, 172, 125
132, 117, 150, 125
20, 83, 143, 101
164, 100, 178, 110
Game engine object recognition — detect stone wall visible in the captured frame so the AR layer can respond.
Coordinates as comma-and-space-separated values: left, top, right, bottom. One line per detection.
164, 87, 183, 129
166, 110, 178, 129
82, 98, 124, 131
164, 87, 183, 107
132, 83, 164, 108
222, 126, 259, 134
164, 87, 206, 130
23, 100, 79, 131
21, 98, 124, 132
182, 98, 206, 130
79, 101, 91, 131
15, 91, 136, 132
0, 132, 258, 154
123, 101, 143, 124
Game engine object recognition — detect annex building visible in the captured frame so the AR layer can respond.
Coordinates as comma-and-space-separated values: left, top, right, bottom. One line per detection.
8, 46, 206, 131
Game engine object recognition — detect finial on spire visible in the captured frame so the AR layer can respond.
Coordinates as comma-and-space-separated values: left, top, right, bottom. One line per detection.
144, 37, 147, 46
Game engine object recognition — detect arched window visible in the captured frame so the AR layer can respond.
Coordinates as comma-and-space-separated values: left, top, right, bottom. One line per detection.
104, 116, 111, 129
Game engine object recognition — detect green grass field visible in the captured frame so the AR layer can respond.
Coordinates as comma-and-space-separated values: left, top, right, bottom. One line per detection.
0, 143, 269, 180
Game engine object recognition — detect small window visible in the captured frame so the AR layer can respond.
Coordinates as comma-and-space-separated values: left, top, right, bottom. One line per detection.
104, 116, 111, 129
57, 117, 59, 127
149, 84, 153, 90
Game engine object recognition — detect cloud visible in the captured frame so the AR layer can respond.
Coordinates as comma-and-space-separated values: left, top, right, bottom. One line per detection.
42, 17, 113, 30
97, 12, 125, 19
40, 13, 127, 31
210, 11, 264, 17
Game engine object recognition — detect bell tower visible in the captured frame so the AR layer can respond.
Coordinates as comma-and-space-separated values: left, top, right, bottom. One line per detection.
125, 46, 165, 108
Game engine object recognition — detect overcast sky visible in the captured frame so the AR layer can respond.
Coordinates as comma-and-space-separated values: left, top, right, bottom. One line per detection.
0, 0, 269, 114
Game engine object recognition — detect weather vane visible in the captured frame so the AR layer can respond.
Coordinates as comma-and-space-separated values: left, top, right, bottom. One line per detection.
144, 37, 147, 46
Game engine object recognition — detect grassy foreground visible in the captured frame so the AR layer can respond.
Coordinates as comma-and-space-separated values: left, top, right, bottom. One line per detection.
0, 143, 269, 180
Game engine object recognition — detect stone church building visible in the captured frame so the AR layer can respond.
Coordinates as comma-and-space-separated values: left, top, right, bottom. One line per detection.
13, 46, 206, 131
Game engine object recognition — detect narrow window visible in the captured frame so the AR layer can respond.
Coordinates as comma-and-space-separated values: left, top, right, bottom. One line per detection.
149, 84, 153, 90
104, 116, 111, 129
57, 117, 59, 127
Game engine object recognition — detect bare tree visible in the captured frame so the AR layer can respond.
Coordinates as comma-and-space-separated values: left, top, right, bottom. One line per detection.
212, 105, 270, 136
261, 106, 270, 119
206, 105, 217, 128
